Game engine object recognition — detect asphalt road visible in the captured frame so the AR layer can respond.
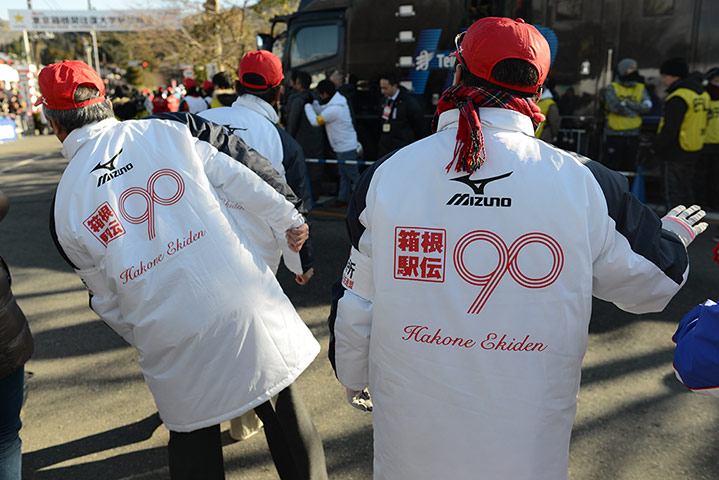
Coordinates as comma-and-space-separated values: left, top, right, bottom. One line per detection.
1, 133, 717, 479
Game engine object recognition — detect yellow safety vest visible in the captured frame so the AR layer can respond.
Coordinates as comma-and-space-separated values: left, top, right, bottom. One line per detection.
705, 98, 719, 145
534, 98, 556, 138
607, 82, 644, 131
658, 88, 710, 152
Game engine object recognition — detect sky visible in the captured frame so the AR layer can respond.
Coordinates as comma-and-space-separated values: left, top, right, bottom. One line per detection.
2, 0, 172, 21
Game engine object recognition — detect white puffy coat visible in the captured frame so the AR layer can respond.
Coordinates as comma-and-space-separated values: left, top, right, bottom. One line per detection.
52, 116, 319, 432
199, 95, 306, 275
305, 92, 357, 153
332, 108, 690, 479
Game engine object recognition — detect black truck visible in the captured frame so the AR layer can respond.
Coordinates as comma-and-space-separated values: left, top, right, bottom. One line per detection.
260, 0, 718, 162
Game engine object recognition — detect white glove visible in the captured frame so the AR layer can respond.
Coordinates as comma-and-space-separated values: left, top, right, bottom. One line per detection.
346, 388, 373, 412
661, 204, 708, 247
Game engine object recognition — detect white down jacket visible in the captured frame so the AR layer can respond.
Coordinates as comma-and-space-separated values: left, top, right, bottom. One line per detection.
52, 114, 319, 432
330, 107, 690, 479
200, 95, 312, 275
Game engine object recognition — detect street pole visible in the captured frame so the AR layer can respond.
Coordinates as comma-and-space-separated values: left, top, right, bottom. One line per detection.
22, 32, 31, 67
203, 0, 222, 66
82, 37, 92, 67
88, 0, 100, 73
90, 30, 100, 73
22, 0, 32, 66
23, 0, 34, 135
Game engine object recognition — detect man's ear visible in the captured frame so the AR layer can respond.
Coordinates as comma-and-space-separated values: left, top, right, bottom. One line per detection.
47, 115, 68, 142
47, 115, 60, 133
272, 87, 281, 106
453, 64, 464, 87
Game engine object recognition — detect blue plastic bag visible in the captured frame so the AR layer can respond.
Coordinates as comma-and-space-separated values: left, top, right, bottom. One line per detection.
672, 300, 719, 397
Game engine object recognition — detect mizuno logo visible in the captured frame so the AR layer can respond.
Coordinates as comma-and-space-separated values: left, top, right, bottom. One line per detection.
96, 163, 134, 187
91, 149, 133, 188
222, 124, 247, 135
91, 149, 123, 173
449, 171, 512, 195
446, 171, 513, 208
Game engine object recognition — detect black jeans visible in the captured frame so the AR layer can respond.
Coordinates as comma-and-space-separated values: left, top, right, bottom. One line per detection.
167, 384, 327, 480
254, 384, 328, 480
604, 134, 640, 172
168, 424, 224, 480
0, 366, 24, 480
663, 153, 698, 210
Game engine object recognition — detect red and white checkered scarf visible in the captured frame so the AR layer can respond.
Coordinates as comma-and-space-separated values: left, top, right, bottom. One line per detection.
431, 85, 545, 174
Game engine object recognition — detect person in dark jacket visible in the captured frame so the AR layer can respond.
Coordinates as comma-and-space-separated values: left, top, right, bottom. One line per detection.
695, 67, 719, 212
654, 57, 710, 209
287, 71, 324, 160
287, 71, 325, 202
0, 189, 33, 480
377, 73, 426, 157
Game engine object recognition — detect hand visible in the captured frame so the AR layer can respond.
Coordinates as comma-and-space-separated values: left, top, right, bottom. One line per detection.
285, 223, 309, 252
661, 204, 708, 247
346, 388, 373, 412
295, 267, 314, 285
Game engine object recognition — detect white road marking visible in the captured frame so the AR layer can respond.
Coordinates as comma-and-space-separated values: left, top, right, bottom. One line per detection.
0, 153, 58, 174
0, 158, 35, 174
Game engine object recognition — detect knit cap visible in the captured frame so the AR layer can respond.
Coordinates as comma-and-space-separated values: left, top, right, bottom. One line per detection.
660, 57, 688, 78
617, 58, 637, 77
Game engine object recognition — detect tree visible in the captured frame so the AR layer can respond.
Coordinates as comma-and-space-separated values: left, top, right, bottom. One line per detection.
118, 0, 298, 79
0, 0, 299, 85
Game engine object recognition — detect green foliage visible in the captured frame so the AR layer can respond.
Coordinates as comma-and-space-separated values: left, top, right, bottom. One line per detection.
250, 0, 300, 14
2, 38, 25, 61
125, 66, 143, 86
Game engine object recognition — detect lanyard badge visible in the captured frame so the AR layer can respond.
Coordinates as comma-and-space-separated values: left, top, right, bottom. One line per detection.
381, 103, 392, 121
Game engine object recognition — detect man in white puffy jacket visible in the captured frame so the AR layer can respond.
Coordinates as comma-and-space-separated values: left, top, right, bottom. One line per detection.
199, 49, 319, 458
200, 50, 314, 285
329, 18, 708, 480
305, 79, 359, 207
42, 60, 326, 480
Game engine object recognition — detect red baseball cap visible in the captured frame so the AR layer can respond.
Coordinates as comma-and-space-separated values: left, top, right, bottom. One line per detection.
183, 77, 197, 89
202, 80, 214, 91
452, 17, 550, 96
34, 60, 106, 110
238, 50, 284, 90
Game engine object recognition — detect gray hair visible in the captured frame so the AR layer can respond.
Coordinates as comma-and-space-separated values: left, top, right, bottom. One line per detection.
43, 86, 114, 134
